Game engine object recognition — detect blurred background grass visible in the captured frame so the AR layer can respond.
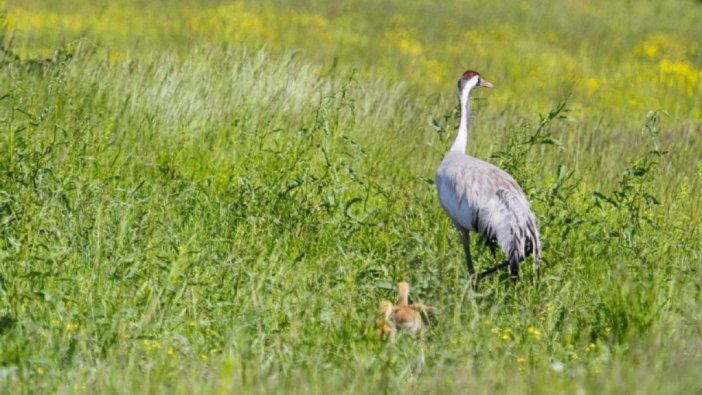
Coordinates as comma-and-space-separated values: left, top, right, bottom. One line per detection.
5, 0, 701, 181
5, 0, 702, 113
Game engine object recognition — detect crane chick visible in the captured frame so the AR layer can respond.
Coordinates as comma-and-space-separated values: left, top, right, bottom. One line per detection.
375, 300, 397, 340
392, 281, 436, 337
435, 70, 542, 279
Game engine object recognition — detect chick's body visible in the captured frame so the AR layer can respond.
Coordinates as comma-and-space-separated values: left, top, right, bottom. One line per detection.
393, 282, 424, 335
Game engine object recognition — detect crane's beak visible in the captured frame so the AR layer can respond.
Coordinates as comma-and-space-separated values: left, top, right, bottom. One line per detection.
478, 78, 494, 88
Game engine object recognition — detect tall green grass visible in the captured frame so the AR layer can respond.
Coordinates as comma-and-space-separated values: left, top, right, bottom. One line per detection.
1, 1, 701, 393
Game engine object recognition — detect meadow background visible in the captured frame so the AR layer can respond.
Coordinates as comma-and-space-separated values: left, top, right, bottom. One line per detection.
1, 0, 701, 393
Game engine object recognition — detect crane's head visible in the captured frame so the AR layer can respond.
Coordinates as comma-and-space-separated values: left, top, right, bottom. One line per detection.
457, 70, 494, 97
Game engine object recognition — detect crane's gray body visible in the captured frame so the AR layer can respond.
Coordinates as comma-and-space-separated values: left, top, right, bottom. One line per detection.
436, 151, 540, 266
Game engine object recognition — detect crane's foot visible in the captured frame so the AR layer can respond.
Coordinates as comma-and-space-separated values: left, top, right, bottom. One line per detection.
476, 260, 511, 281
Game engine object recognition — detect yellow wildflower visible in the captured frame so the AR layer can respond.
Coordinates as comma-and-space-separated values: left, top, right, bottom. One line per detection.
501, 330, 511, 341
386, 28, 423, 57
658, 59, 700, 96
634, 34, 687, 61
143, 339, 163, 352
585, 77, 600, 95
527, 326, 542, 340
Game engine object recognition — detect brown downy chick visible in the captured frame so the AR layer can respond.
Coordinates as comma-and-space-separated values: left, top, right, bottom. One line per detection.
375, 300, 397, 340
393, 281, 424, 336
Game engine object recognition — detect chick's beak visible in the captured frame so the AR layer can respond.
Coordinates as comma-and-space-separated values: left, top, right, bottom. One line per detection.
479, 78, 494, 88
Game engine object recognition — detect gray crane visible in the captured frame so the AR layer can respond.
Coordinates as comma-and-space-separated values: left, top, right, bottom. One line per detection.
435, 70, 541, 279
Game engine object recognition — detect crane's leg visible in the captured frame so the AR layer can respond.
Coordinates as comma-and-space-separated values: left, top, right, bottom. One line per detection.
509, 260, 520, 279
458, 228, 474, 276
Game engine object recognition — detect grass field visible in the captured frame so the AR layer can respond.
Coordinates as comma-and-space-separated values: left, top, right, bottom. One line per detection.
1, 0, 701, 393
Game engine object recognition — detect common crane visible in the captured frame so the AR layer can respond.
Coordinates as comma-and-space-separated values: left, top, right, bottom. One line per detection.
435, 70, 541, 279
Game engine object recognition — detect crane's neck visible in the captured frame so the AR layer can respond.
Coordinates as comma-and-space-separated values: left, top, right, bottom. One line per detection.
449, 87, 472, 153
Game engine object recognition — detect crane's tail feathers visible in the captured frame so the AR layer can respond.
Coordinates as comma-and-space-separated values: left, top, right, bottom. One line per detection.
524, 215, 542, 268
